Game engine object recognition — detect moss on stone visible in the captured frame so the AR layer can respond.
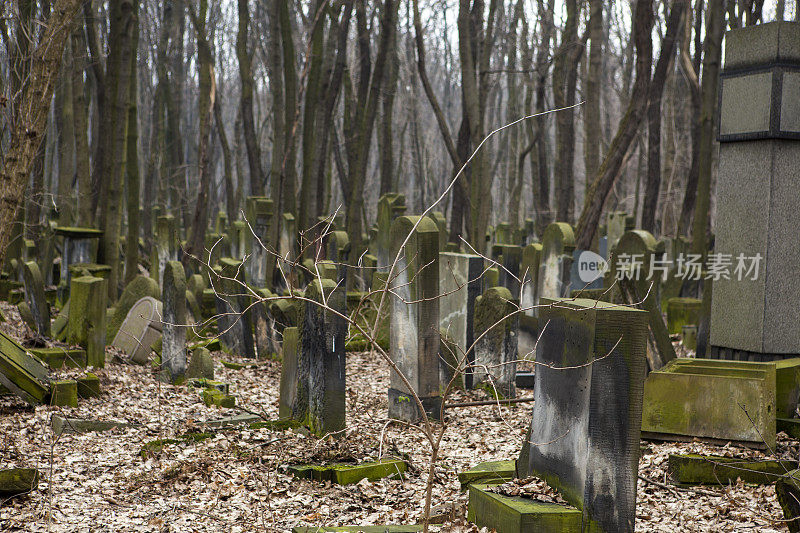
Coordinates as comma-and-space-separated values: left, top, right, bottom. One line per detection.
106, 275, 161, 341
467, 483, 581, 533
50, 380, 78, 407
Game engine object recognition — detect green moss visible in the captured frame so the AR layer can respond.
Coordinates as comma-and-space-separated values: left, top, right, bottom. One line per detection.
201, 389, 236, 408
221, 360, 245, 370
50, 380, 78, 407
467, 483, 581, 533
139, 432, 215, 458
669, 453, 795, 485
458, 460, 517, 489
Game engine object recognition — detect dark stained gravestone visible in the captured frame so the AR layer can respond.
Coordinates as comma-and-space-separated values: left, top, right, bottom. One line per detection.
278, 327, 300, 420
518, 242, 542, 359
214, 258, 255, 358
161, 261, 187, 384
497, 244, 523, 300
374, 193, 406, 271
521, 298, 648, 533
54, 226, 103, 302
536, 223, 575, 313
22, 262, 50, 338
388, 216, 440, 422
298, 279, 347, 436
472, 286, 519, 398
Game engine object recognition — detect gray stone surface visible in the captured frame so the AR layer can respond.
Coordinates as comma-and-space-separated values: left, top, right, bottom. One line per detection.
719, 72, 773, 136
724, 21, 800, 70
781, 72, 800, 133
161, 261, 187, 383
472, 286, 519, 398
22, 262, 50, 337
214, 258, 255, 358
111, 297, 162, 365
388, 216, 440, 422
279, 327, 299, 420
536, 222, 575, 313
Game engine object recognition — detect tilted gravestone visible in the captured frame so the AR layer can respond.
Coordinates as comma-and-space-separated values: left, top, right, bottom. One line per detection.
214, 258, 255, 358
710, 21, 800, 362
22, 262, 50, 338
66, 276, 107, 368
106, 275, 161, 342
521, 298, 648, 533
297, 279, 347, 436
161, 261, 187, 384
438, 252, 483, 388
472, 286, 519, 398
279, 327, 300, 419
388, 216, 440, 422
535, 222, 575, 313
111, 296, 162, 365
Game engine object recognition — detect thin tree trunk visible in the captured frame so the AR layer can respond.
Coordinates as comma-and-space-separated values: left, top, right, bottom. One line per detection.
57, 39, 76, 226
124, 9, 140, 285
584, 0, 603, 184
71, 21, 92, 227
237, 0, 263, 196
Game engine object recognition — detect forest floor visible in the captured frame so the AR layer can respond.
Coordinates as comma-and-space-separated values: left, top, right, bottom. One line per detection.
0, 302, 792, 532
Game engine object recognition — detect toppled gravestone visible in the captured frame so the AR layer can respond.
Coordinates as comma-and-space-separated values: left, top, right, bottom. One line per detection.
111, 296, 162, 365
0, 330, 50, 404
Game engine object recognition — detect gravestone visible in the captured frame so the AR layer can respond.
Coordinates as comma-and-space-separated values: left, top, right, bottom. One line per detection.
214, 258, 255, 358
666, 297, 702, 334
244, 196, 273, 287
605, 211, 630, 252
111, 297, 163, 365
155, 215, 178, 286
22, 262, 50, 337
325, 230, 350, 284
66, 276, 107, 368
279, 327, 300, 419
497, 244, 522, 299
0, 331, 50, 405
518, 243, 543, 358
54, 227, 103, 301
535, 223, 575, 312
610, 230, 676, 371
298, 279, 347, 436
161, 261, 187, 384
388, 216, 440, 422
521, 298, 648, 533
106, 275, 160, 341
710, 21, 800, 362
375, 193, 406, 271
186, 347, 214, 380
439, 252, 483, 388
472, 286, 519, 398
277, 212, 298, 289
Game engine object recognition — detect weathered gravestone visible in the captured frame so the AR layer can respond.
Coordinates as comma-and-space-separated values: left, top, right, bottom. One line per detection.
520, 298, 648, 533
296, 279, 347, 436
186, 347, 214, 380
0, 331, 50, 405
710, 21, 800, 362
497, 244, 522, 299
325, 230, 350, 285
244, 196, 273, 287
66, 276, 107, 368
605, 211, 631, 252
609, 230, 676, 371
22, 262, 50, 337
535, 223, 575, 312
279, 327, 300, 419
374, 193, 406, 271
111, 297, 163, 365
214, 258, 255, 358
518, 242, 542, 358
388, 216, 440, 422
154, 215, 178, 286
472, 286, 519, 398
439, 252, 483, 388
161, 261, 187, 384
276, 213, 298, 289
106, 275, 161, 341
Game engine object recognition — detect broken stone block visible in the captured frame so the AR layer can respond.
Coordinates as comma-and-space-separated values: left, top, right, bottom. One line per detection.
0, 331, 50, 404
642, 358, 776, 448
16, 301, 36, 332
458, 460, 517, 489
51, 415, 130, 435
50, 380, 78, 407
776, 469, 800, 533
186, 347, 214, 380
0, 468, 39, 498
111, 296, 162, 365
76, 373, 101, 398
189, 378, 229, 394
201, 388, 236, 408
776, 358, 800, 418
467, 483, 581, 533
666, 297, 702, 335
66, 275, 107, 368
288, 459, 407, 485
668, 453, 794, 485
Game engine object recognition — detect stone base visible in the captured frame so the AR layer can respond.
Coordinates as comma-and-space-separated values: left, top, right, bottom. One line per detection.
458, 460, 516, 489
289, 459, 407, 485
49, 380, 78, 407
710, 345, 800, 362
76, 373, 101, 398
0, 468, 39, 497
515, 372, 535, 389
201, 389, 236, 408
467, 484, 581, 533
387, 388, 441, 422
669, 453, 794, 485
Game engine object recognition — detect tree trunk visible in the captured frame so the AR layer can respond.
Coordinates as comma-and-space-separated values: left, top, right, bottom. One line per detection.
124, 9, 140, 285
584, 0, 603, 184
71, 22, 92, 227
56, 39, 76, 226
237, 0, 263, 196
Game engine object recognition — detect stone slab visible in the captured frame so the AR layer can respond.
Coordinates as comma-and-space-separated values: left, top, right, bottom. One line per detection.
51, 415, 131, 435
467, 484, 581, 533
668, 453, 794, 485
289, 459, 407, 485
458, 460, 517, 489
0, 331, 50, 404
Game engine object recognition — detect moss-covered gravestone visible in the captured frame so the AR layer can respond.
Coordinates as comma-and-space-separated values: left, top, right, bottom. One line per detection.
298, 279, 347, 436
776, 469, 800, 533
154, 215, 178, 285
161, 261, 187, 384
519, 243, 543, 359
66, 276, 107, 368
214, 258, 255, 358
388, 216, 440, 422
666, 297, 702, 335
375, 193, 406, 271
278, 327, 300, 419
0, 468, 39, 498
535, 223, 575, 313
473, 286, 519, 399
439, 252, 483, 388
22, 262, 50, 337
0, 331, 50, 404
521, 298, 648, 533
111, 297, 162, 364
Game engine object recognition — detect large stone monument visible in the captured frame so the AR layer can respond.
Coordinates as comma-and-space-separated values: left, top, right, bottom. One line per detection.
710, 22, 800, 362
